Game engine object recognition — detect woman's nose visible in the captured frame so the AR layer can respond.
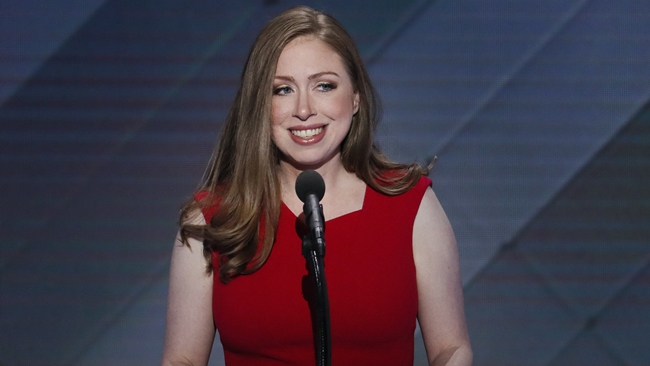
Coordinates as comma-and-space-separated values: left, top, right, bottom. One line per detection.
293, 91, 315, 121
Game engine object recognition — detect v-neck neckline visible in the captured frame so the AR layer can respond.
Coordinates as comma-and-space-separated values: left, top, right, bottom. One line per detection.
281, 183, 368, 223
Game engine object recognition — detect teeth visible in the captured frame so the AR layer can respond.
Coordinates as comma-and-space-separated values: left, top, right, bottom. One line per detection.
291, 127, 323, 139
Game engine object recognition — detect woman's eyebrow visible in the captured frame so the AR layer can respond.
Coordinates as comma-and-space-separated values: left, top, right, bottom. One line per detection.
273, 71, 340, 81
308, 71, 339, 80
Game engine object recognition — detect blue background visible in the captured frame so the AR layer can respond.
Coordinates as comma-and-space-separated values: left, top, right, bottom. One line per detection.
1, 0, 649, 364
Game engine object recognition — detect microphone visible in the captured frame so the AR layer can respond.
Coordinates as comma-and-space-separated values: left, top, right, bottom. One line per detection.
295, 170, 331, 366
295, 170, 326, 253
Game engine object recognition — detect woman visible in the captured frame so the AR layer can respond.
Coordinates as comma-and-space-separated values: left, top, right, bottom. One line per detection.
162, 5, 472, 366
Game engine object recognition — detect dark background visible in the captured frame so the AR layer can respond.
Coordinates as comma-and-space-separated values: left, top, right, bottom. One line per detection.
1, 0, 649, 365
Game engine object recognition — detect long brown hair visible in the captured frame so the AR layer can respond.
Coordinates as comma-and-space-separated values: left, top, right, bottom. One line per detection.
180, 6, 428, 283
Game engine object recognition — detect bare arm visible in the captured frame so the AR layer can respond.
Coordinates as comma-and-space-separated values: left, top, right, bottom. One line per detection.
161, 213, 215, 366
413, 188, 473, 366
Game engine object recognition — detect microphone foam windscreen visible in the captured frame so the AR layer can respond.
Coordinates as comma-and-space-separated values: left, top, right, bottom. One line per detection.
295, 170, 326, 203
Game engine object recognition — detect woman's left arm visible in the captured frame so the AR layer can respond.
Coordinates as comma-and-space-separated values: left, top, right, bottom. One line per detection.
413, 187, 473, 366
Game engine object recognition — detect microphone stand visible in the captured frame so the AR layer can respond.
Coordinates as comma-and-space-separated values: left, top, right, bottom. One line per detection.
302, 204, 331, 366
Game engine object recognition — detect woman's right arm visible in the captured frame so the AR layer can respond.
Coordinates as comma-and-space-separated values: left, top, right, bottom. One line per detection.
161, 227, 216, 366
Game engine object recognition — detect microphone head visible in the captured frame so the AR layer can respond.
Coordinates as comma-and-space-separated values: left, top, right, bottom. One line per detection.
295, 170, 326, 203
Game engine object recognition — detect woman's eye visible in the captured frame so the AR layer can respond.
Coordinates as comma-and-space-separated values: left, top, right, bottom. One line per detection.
317, 82, 336, 92
273, 86, 292, 95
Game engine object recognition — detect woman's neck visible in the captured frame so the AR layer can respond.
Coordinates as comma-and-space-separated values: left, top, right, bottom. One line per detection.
278, 159, 348, 189
278, 159, 366, 221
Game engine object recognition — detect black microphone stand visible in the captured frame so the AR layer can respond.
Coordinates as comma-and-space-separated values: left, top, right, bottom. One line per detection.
302, 203, 331, 366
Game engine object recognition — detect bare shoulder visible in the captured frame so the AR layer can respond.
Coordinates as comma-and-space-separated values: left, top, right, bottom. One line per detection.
169, 207, 210, 286
413, 187, 456, 257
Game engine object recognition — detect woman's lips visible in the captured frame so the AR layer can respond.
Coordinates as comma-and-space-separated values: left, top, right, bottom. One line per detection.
289, 126, 326, 145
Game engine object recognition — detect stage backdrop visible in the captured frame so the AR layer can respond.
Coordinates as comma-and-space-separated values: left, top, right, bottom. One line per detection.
1, 0, 649, 365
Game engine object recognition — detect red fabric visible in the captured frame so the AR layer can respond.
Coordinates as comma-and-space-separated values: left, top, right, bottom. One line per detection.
200, 176, 431, 365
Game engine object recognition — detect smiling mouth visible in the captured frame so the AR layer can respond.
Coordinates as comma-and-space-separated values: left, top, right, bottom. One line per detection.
290, 127, 324, 139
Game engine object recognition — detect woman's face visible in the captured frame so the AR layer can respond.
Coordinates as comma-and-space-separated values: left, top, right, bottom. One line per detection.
271, 36, 359, 171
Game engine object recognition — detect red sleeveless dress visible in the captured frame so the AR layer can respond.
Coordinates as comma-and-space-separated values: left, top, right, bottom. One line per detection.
199, 176, 431, 365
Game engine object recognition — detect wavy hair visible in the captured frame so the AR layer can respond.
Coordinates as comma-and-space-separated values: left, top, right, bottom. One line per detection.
180, 6, 429, 283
